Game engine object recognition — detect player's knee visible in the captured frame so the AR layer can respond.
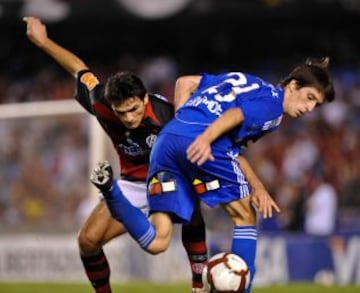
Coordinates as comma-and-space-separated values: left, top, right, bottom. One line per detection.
146, 247, 166, 255
77, 229, 102, 254
223, 198, 257, 226
241, 210, 256, 225
232, 209, 256, 226
146, 240, 169, 255
146, 212, 173, 255
239, 203, 256, 225
145, 230, 171, 255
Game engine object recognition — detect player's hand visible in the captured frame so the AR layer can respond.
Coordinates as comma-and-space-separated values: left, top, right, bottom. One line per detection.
251, 187, 280, 219
186, 135, 215, 166
23, 16, 48, 47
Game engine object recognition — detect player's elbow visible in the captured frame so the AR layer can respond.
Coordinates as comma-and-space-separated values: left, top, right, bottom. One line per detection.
174, 75, 202, 110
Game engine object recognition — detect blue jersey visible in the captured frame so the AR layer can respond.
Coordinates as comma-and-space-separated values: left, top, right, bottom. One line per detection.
163, 72, 284, 152
147, 72, 284, 223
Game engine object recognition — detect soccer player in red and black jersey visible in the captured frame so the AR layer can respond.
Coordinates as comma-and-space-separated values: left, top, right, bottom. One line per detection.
24, 16, 208, 293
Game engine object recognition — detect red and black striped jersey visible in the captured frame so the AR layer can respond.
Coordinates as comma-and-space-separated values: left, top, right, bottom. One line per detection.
75, 70, 174, 181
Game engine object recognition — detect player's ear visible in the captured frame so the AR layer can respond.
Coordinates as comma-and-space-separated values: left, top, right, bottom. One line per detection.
288, 80, 298, 92
144, 94, 149, 105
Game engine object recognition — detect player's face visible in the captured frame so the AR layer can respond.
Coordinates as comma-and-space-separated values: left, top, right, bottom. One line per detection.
111, 95, 148, 129
284, 82, 325, 118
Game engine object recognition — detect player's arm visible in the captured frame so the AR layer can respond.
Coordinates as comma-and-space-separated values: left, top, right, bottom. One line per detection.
238, 156, 280, 218
174, 75, 201, 111
187, 107, 244, 165
23, 16, 88, 78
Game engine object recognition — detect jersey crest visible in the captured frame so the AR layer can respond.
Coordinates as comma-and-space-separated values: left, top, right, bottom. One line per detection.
146, 133, 157, 148
80, 72, 99, 91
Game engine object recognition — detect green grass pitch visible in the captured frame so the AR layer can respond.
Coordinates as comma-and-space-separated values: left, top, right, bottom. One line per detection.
0, 282, 359, 293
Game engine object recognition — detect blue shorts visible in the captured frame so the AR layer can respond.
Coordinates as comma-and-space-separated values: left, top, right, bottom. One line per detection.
147, 133, 250, 223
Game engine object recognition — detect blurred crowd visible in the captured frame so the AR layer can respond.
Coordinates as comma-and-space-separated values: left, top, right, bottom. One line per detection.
0, 57, 359, 237
0, 114, 89, 232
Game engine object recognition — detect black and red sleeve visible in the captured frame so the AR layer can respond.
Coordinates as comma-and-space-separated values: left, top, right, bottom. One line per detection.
75, 70, 105, 114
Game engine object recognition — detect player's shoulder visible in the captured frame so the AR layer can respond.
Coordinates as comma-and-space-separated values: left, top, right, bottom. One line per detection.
149, 93, 169, 103
148, 93, 174, 124
245, 73, 281, 99
148, 93, 173, 108
257, 88, 284, 119
150, 93, 168, 102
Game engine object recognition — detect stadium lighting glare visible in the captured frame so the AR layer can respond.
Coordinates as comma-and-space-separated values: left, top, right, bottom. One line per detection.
116, 0, 193, 19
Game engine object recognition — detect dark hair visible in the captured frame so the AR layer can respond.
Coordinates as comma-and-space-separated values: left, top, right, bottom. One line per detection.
279, 57, 335, 103
105, 71, 147, 104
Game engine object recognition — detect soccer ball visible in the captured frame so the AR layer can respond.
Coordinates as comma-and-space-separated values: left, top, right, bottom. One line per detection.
202, 252, 250, 293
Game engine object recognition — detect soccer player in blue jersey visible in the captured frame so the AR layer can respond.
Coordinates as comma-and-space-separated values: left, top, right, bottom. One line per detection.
91, 58, 335, 292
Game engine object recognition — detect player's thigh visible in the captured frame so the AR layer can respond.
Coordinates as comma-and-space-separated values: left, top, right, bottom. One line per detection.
79, 200, 126, 247
221, 196, 256, 226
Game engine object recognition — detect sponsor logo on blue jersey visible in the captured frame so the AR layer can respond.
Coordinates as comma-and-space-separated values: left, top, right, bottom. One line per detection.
185, 95, 223, 116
